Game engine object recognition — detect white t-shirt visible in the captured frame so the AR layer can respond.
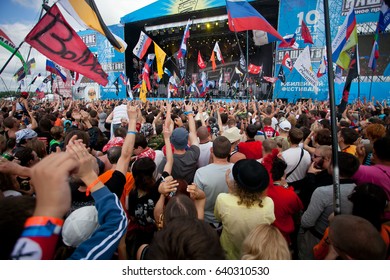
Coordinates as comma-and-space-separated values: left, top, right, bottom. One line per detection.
112, 104, 128, 124
198, 141, 213, 168
282, 147, 311, 183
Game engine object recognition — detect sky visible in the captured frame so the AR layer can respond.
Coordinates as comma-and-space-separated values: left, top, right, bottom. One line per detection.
0, 0, 156, 92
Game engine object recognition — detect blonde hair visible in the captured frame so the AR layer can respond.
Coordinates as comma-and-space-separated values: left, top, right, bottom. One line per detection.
241, 224, 291, 260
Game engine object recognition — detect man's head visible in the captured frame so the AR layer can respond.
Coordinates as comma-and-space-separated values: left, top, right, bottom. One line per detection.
328, 151, 359, 178
288, 127, 304, 145
197, 126, 210, 142
245, 124, 258, 139
372, 136, 390, 163
170, 127, 189, 150
134, 133, 148, 155
107, 146, 122, 164
312, 145, 332, 170
262, 139, 278, 155
263, 117, 272, 126
338, 127, 359, 145
329, 215, 386, 260
212, 136, 231, 159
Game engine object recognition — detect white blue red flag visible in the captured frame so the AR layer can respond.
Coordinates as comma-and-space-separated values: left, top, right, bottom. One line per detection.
133, 31, 152, 60
317, 55, 327, 78
279, 34, 298, 49
46, 59, 67, 82
177, 19, 191, 59
225, 0, 285, 43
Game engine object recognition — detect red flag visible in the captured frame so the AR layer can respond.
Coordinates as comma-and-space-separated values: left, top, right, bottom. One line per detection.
24, 4, 108, 86
198, 51, 206, 69
282, 52, 293, 71
248, 63, 262, 74
210, 50, 216, 71
263, 76, 278, 83
301, 20, 314, 44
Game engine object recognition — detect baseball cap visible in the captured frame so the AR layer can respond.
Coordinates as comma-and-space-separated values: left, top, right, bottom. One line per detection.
170, 127, 189, 150
278, 120, 291, 132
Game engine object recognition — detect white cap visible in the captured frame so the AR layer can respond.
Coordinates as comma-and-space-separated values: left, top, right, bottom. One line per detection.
278, 120, 291, 132
62, 206, 99, 247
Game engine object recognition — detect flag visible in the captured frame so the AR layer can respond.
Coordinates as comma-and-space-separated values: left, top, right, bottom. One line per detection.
334, 66, 343, 84
210, 50, 216, 71
0, 28, 25, 65
13, 58, 35, 82
139, 79, 147, 103
177, 19, 191, 59
294, 46, 318, 90
119, 72, 126, 85
225, 0, 285, 43
317, 55, 327, 78
219, 68, 223, 90
341, 47, 358, 103
282, 52, 293, 71
332, 8, 358, 69
378, 1, 390, 32
197, 51, 206, 69
213, 42, 225, 63
154, 42, 166, 79
263, 76, 278, 83
253, 30, 279, 46
25, 5, 108, 86
384, 63, 390, 77
35, 88, 45, 99
248, 63, 262, 74
29, 73, 41, 86
278, 66, 286, 84
239, 53, 246, 72
235, 66, 243, 76
133, 31, 152, 60
301, 20, 314, 44
142, 54, 155, 91
58, 0, 126, 52
279, 34, 298, 49
164, 67, 172, 77
46, 60, 67, 82
126, 77, 133, 100
114, 77, 119, 96
368, 33, 379, 72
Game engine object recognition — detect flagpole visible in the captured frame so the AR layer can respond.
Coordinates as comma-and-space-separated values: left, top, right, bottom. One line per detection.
369, 70, 374, 100
0, 41, 25, 75
323, 0, 341, 216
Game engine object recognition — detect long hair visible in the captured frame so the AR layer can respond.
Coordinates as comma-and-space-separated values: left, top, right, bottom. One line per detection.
241, 224, 291, 260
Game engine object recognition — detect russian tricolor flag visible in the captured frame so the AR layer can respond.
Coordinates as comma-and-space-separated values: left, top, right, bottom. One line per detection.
178, 19, 191, 59
225, 0, 285, 43
46, 59, 67, 82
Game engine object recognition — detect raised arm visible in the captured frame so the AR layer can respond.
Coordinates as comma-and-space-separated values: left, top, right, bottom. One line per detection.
185, 103, 199, 146
116, 105, 138, 175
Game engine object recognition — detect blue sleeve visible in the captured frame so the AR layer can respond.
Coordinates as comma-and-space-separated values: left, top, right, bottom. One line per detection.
69, 187, 128, 260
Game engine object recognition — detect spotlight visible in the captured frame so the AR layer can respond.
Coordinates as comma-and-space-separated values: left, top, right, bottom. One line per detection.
206, 23, 210, 29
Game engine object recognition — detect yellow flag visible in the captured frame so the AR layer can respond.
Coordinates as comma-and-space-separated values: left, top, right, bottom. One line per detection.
336, 27, 358, 69
139, 79, 147, 103
154, 42, 166, 79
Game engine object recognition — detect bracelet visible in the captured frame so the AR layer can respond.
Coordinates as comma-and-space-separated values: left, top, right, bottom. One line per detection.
25, 216, 64, 227
127, 130, 137, 135
86, 178, 101, 196
184, 111, 194, 115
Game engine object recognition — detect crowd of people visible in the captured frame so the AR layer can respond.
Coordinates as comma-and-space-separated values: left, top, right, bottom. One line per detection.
0, 92, 389, 260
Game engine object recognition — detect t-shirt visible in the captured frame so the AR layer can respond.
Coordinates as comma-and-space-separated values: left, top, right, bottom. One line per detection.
238, 140, 263, 160
215, 193, 275, 260
282, 147, 311, 183
158, 145, 200, 184
112, 105, 128, 124
194, 163, 233, 224
197, 141, 213, 168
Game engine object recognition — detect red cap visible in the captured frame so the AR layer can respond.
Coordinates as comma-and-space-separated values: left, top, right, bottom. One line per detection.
21, 92, 29, 98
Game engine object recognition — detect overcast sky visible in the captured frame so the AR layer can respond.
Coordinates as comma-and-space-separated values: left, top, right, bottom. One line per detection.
0, 0, 156, 92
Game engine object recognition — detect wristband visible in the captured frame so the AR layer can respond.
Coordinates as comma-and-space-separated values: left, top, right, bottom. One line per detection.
184, 111, 194, 115
25, 216, 64, 227
127, 130, 137, 135
86, 178, 101, 196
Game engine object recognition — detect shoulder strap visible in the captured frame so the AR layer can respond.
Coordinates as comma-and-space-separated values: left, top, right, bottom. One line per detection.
286, 148, 304, 179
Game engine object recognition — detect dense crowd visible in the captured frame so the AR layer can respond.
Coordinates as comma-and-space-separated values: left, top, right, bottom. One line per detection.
0, 92, 389, 260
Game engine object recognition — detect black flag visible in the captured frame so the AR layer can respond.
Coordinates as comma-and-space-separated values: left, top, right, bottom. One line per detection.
339, 47, 358, 113
114, 77, 119, 95
278, 65, 286, 84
